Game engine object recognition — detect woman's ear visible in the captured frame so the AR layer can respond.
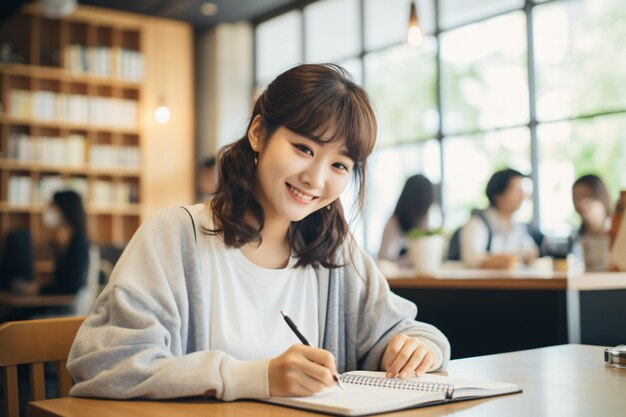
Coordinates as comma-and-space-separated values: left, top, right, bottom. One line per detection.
247, 115, 265, 152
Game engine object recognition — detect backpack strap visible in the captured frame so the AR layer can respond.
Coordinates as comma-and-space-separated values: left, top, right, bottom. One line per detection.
473, 210, 493, 252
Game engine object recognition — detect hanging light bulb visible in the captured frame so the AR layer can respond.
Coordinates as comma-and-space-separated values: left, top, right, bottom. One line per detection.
154, 97, 171, 124
407, 1, 423, 48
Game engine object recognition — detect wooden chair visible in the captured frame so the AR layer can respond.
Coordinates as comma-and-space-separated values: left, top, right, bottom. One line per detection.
0, 316, 84, 417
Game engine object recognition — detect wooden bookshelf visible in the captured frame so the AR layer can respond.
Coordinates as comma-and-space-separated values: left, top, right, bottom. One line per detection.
0, 4, 194, 276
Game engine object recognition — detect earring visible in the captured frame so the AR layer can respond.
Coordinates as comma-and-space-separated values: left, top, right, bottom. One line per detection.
253, 152, 258, 166
326, 205, 331, 210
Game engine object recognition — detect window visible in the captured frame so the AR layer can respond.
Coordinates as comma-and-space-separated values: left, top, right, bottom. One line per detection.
304, 0, 360, 63
365, 141, 441, 254
254, 0, 626, 254
439, 0, 524, 29
365, 40, 438, 145
441, 12, 528, 135
534, 0, 626, 121
254, 11, 302, 85
443, 128, 531, 230
538, 114, 626, 236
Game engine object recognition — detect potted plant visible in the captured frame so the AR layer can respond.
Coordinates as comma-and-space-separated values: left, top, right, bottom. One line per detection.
405, 228, 444, 274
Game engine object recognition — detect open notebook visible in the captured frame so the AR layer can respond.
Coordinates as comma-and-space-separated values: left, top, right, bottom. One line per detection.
264, 371, 521, 416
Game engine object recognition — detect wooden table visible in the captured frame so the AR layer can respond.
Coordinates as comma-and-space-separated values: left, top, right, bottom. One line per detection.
0, 291, 75, 308
384, 269, 626, 358
27, 344, 625, 417
0, 291, 76, 322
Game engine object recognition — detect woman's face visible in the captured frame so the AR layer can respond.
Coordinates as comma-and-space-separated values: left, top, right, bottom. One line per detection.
495, 176, 525, 214
249, 118, 354, 227
573, 184, 606, 223
42, 205, 62, 229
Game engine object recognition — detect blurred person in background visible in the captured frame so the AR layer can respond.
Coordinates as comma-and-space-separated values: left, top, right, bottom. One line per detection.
16, 190, 90, 296
571, 174, 612, 271
378, 174, 434, 263
460, 168, 538, 269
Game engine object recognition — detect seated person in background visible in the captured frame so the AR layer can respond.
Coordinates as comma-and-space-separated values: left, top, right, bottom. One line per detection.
460, 168, 538, 269
572, 174, 612, 271
0, 229, 34, 290
17, 190, 90, 296
198, 156, 219, 202
378, 174, 434, 263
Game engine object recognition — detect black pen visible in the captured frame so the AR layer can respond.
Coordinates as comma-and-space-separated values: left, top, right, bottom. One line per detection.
280, 310, 346, 391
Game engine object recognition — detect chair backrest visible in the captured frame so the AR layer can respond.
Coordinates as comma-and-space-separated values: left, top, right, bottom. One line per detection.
446, 209, 493, 261
0, 316, 84, 417
73, 244, 101, 316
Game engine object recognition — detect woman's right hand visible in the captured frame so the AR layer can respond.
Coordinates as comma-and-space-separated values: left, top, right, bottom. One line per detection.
268, 344, 338, 396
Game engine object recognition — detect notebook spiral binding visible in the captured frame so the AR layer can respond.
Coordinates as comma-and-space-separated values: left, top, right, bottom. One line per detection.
342, 374, 455, 400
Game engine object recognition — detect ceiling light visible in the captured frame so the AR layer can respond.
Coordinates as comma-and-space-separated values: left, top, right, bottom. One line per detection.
407, 1, 423, 48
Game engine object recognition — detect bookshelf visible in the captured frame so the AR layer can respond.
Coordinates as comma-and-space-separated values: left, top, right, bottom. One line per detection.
0, 5, 194, 277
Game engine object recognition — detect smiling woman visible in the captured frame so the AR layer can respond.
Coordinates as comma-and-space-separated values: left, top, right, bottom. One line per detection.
66, 64, 450, 403
211, 63, 377, 268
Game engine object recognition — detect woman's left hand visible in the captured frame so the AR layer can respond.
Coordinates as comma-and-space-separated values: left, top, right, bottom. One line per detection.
381, 334, 435, 379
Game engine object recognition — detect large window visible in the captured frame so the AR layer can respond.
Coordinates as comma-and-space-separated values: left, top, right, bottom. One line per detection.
440, 12, 528, 135
534, 0, 626, 121
365, 141, 441, 252
443, 128, 532, 229
365, 41, 438, 145
254, 11, 302, 86
538, 114, 626, 236
254, 0, 626, 255
304, 0, 361, 63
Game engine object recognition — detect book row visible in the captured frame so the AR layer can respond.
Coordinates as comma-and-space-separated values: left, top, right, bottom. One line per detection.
7, 132, 140, 168
65, 45, 144, 80
7, 175, 138, 206
8, 90, 138, 127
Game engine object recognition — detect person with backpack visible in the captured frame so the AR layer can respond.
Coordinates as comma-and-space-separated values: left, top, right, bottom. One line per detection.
457, 169, 538, 269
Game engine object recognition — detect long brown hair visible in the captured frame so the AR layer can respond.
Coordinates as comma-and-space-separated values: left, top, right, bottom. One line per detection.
208, 64, 377, 268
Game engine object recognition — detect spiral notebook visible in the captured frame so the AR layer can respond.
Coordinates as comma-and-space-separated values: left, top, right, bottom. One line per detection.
264, 371, 521, 416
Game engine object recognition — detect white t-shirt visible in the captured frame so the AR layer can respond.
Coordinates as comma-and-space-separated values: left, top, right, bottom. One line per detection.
460, 208, 538, 268
203, 233, 319, 361
378, 216, 407, 262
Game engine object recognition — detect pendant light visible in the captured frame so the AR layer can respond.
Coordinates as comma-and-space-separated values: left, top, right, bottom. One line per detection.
407, 1, 423, 48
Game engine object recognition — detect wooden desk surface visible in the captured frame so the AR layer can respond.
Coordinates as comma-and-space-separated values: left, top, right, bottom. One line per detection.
385, 268, 626, 291
386, 268, 567, 290
27, 344, 625, 417
0, 291, 75, 308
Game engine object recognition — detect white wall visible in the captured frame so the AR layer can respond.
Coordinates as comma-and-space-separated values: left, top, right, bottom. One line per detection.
196, 22, 253, 164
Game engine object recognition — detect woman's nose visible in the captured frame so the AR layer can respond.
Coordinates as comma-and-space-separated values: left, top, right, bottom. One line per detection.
299, 164, 325, 189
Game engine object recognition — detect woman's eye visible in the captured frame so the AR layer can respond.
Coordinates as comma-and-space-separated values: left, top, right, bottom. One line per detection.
295, 144, 314, 156
334, 162, 350, 172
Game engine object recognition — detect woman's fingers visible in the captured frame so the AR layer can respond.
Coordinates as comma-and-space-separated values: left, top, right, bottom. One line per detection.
383, 334, 435, 378
269, 345, 337, 396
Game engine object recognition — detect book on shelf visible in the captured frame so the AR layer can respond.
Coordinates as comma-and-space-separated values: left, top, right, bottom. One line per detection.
8, 89, 138, 127
263, 370, 521, 416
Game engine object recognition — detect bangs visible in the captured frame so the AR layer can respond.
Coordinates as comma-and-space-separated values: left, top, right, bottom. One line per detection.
281, 85, 377, 164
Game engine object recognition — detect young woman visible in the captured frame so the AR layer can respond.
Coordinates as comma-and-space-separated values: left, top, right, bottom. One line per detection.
16, 190, 89, 296
571, 174, 612, 270
67, 64, 450, 401
378, 174, 434, 263
572, 174, 611, 236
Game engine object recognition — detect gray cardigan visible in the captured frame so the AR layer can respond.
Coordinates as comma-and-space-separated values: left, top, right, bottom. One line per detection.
67, 204, 450, 401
